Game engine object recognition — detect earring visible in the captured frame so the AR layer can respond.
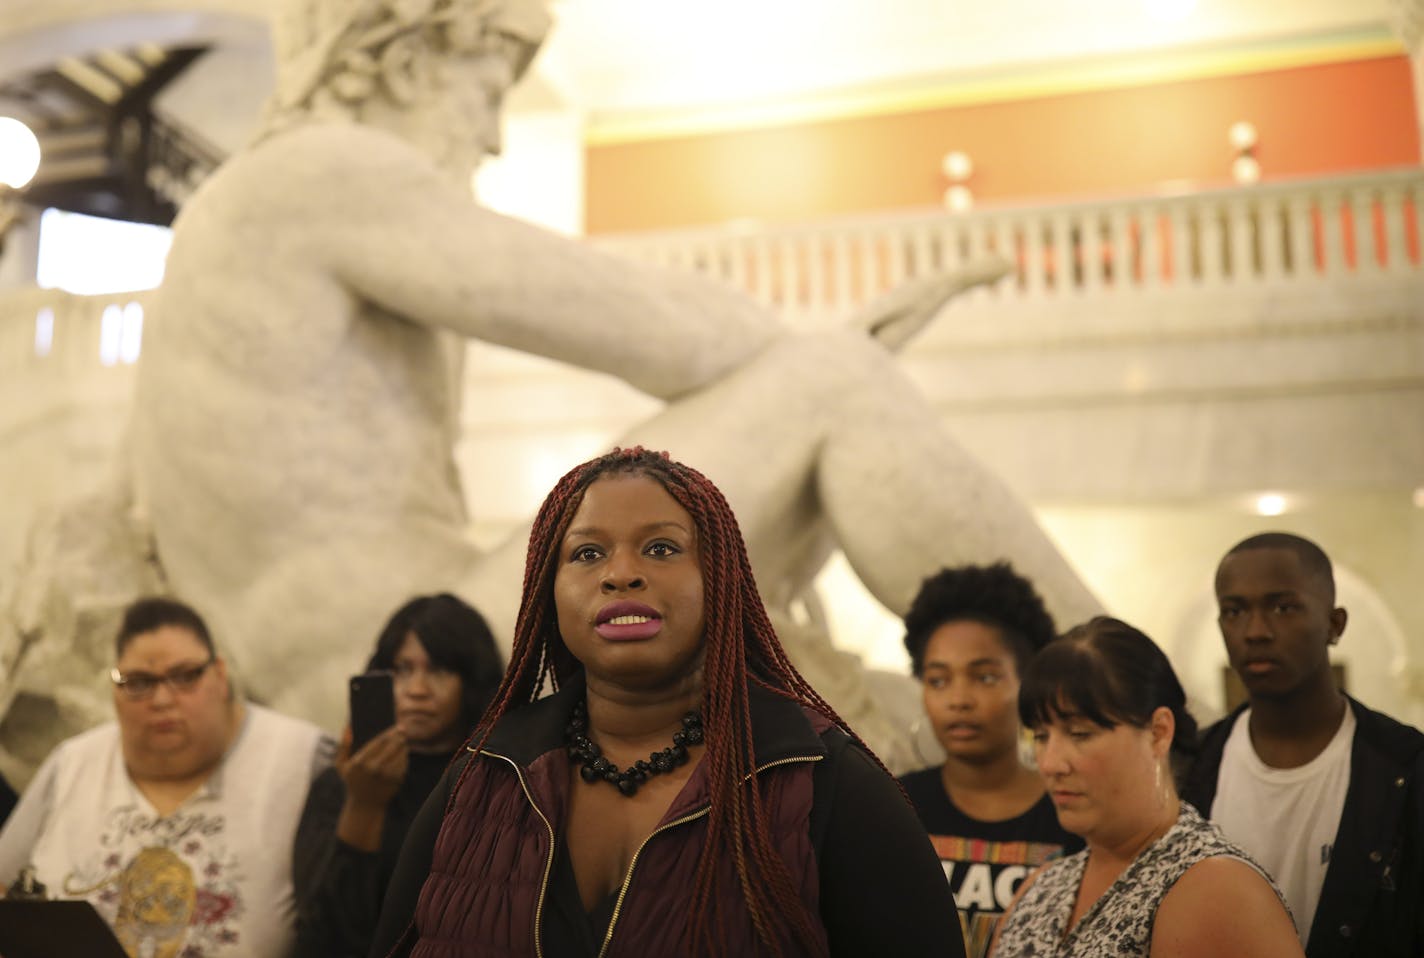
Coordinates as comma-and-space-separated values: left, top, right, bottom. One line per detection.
1018, 726, 1038, 770
1153, 757, 1175, 811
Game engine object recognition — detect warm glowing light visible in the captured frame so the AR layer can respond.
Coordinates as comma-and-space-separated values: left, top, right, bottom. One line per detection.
1254, 493, 1287, 516
1228, 121, 1258, 151
1232, 155, 1261, 184
941, 150, 973, 182
1413, 487, 1424, 509
943, 184, 974, 212
1145, 0, 1197, 22
0, 117, 41, 189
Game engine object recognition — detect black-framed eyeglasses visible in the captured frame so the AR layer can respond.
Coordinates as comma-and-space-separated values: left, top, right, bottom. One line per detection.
110, 657, 216, 700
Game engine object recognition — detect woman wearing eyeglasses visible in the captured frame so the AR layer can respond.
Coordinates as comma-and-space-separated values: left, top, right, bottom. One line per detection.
0, 596, 330, 957
293, 593, 504, 958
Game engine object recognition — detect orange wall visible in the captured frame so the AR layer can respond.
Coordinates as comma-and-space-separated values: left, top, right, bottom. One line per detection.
586, 55, 1419, 234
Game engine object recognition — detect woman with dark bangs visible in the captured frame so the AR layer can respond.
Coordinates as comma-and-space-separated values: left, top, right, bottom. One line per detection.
990, 616, 1301, 957
295, 593, 504, 957
371, 447, 962, 957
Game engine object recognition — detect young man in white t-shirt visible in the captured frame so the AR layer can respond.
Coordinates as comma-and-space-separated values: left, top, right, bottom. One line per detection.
1182, 533, 1424, 958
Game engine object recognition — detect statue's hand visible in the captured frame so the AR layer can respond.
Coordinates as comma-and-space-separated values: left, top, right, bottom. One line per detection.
846, 254, 1013, 352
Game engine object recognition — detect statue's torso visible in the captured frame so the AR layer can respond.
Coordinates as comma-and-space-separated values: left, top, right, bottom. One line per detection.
132, 130, 473, 576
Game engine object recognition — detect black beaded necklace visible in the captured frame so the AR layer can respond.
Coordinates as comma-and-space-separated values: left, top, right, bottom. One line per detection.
565, 700, 704, 797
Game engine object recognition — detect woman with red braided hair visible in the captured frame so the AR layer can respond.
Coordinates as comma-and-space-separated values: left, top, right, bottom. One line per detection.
371, 447, 963, 957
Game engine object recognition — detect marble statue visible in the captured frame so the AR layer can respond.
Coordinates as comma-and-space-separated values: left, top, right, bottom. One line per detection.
0, 0, 1100, 785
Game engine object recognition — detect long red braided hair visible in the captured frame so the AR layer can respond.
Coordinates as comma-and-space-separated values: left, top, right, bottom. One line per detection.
463, 446, 883, 956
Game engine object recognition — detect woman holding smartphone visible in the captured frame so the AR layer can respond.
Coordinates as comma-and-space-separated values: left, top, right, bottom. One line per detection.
293, 593, 503, 958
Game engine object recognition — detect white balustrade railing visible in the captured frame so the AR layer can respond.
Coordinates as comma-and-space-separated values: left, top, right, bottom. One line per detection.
593, 167, 1424, 319
1, 169, 1420, 379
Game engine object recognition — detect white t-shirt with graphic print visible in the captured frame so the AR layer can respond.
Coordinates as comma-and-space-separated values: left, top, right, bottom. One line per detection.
1211, 704, 1355, 944
0, 704, 327, 958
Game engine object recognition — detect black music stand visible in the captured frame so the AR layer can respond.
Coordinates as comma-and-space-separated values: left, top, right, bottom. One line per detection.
0, 899, 129, 957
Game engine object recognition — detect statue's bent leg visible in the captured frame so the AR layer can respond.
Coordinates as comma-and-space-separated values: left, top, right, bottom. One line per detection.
809, 334, 1104, 627
621, 326, 1101, 628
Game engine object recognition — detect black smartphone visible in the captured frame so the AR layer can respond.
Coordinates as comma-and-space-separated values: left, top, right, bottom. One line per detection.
349, 671, 396, 753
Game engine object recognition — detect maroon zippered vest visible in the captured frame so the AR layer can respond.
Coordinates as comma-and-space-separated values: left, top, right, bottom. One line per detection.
409, 709, 832, 957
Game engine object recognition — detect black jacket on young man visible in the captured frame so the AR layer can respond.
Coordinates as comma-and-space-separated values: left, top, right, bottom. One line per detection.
1182, 695, 1424, 958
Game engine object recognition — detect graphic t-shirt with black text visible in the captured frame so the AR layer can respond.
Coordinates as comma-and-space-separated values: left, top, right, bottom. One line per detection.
899, 766, 1081, 958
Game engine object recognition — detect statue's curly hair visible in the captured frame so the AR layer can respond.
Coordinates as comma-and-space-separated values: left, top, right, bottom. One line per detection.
262, 0, 550, 134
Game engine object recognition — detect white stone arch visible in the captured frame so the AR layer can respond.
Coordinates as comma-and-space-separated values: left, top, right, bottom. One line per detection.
1166, 562, 1421, 729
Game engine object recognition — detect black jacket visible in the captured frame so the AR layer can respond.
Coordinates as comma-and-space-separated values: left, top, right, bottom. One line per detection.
1182, 695, 1424, 958
369, 679, 963, 958
293, 748, 457, 957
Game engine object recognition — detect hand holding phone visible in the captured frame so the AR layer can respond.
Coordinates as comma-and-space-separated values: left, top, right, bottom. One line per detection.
338, 673, 407, 844
349, 671, 396, 753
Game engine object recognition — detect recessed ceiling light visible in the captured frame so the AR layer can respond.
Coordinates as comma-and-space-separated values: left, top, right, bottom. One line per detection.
1255, 493, 1287, 516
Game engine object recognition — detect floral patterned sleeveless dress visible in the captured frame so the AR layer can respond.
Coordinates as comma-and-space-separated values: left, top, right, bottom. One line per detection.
993, 803, 1289, 957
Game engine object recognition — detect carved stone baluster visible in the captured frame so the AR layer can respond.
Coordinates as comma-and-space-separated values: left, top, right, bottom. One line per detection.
1257, 193, 1286, 281
1351, 188, 1380, 273
1379, 184, 1409, 271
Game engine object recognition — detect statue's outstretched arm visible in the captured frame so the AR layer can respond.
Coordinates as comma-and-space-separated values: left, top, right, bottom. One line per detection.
843, 255, 1012, 351
259, 127, 779, 401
